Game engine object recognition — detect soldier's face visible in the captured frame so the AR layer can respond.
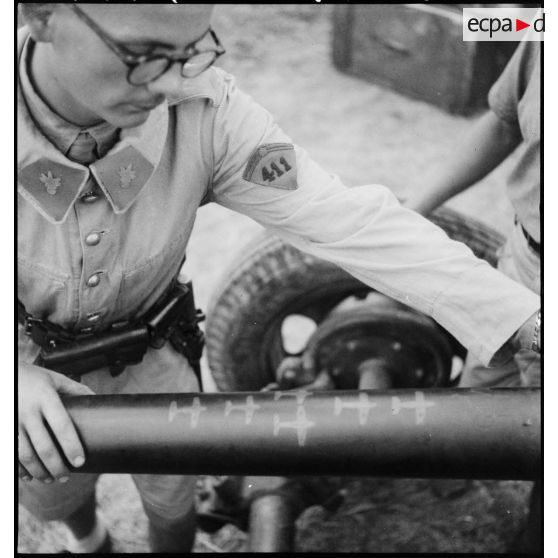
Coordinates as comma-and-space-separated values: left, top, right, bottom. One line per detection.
34, 4, 214, 128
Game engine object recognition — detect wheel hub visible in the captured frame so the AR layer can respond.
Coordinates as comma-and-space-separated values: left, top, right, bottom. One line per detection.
276, 295, 454, 390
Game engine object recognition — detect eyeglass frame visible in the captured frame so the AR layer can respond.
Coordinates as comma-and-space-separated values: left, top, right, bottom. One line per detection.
70, 4, 226, 85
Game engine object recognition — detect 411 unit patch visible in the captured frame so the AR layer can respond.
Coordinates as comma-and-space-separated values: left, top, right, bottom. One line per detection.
243, 143, 298, 190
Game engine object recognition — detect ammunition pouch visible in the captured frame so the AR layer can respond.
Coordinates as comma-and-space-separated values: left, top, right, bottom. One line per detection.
18, 281, 205, 385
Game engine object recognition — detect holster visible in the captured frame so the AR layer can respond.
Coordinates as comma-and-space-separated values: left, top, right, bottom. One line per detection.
18, 281, 205, 386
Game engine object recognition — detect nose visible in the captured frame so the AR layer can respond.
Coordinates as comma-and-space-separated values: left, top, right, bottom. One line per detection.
145, 62, 186, 98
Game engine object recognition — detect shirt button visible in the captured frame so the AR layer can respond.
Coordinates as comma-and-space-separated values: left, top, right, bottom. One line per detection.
85, 232, 102, 246
86, 312, 102, 323
81, 193, 99, 203
86, 273, 101, 288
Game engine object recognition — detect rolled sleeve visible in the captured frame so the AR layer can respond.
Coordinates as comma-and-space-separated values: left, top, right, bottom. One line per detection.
431, 263, 539, 365
488, 41, 539, 126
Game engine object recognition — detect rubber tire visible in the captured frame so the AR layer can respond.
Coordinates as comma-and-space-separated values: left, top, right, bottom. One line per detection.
205, 207, 504, 391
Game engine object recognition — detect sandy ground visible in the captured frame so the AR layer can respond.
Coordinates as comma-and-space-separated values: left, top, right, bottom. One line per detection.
18, 5, 529, 553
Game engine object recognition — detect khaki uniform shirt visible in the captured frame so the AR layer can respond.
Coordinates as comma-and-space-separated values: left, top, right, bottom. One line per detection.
488, 40, 540, 243
17, 28, 539, 369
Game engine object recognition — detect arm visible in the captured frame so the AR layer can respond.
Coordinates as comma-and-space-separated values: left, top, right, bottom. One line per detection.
205, 69, 539, 366
406, 40, 537, 217
18, 360, 93, 483
405, 110, 521, 216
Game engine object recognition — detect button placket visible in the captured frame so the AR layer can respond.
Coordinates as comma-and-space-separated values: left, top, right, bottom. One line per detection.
75, 175, 115, 329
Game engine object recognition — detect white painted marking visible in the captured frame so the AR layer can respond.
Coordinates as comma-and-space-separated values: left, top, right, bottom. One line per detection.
168, 397, 207, 428
334, 392, 378, 425
391, 391, 435, 425
224, 395, 261, 425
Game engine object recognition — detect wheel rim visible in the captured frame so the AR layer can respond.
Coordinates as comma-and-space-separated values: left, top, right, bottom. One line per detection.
300, 298, 455, 389
261, 292, 458, 390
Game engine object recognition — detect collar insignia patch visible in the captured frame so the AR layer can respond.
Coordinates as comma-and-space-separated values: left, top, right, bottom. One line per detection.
92, 146, 154, 213
18, 159, 88, 223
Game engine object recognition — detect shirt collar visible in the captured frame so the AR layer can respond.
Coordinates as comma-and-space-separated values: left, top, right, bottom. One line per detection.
17, 26, 220, 225
19, 35, 119, 160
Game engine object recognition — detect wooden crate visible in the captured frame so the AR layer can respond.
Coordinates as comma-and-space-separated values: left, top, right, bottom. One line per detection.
332, 4, 517, 115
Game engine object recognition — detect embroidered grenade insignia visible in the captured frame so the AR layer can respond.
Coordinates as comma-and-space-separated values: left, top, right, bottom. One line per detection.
39, 171, 62, 195
119, 164, 136, 189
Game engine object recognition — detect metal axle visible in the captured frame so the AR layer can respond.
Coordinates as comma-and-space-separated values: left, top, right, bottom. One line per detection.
64, 388, 540, 480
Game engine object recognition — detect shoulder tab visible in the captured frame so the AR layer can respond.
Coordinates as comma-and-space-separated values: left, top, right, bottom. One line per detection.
167, 67, 227, 108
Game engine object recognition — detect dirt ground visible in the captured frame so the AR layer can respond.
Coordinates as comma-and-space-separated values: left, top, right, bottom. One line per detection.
18, 5, 532, 554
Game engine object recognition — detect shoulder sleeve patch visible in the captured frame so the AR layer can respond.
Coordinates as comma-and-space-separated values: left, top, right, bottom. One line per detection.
243, 143, 298, 190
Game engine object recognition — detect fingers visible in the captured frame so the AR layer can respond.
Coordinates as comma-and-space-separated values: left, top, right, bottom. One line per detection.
18, 429, 54, 483
24, 415, 72, 481
50, 371, 95, 396
18, 365, 90, 484
42, 392, 86, 470
18, 461, 32, 481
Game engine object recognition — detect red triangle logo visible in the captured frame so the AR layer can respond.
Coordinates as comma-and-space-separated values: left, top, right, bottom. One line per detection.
516, 19, 530, 32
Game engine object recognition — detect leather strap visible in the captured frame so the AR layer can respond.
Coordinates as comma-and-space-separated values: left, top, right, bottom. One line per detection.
515, 216, 540, 256
520, 224, 541, 256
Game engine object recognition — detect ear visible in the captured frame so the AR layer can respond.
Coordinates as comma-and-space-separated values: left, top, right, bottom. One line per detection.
19, 4, 57, 43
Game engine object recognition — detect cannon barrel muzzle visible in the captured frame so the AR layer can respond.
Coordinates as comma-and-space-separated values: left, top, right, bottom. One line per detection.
64, 388, 540, 480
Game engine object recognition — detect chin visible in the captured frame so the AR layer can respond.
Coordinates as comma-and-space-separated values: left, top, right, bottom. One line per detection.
110, 110, 152, 129
97, 103, 151, 129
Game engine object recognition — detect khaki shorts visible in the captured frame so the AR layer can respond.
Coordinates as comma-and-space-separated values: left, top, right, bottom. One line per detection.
19, 344, 200, 522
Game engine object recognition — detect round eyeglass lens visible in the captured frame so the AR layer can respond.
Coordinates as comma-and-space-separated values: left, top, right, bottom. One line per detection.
129, 57, 171, 84
181, 52, 217, 78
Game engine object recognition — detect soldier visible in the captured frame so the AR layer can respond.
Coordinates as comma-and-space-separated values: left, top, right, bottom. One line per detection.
406, 39, 541, 389
405, 38, 541, 551
17, 4, 540, 553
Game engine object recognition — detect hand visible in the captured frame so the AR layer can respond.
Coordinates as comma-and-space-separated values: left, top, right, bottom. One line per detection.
18, 362, 94, 484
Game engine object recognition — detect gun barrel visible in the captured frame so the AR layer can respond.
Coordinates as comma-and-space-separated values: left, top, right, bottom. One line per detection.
64, 388, 540, 480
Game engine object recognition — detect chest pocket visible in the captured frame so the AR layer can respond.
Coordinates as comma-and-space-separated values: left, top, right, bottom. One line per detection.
18, 258, 73, 324
115, 232, 189, 320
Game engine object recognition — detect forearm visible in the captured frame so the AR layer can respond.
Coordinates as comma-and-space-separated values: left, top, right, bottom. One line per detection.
407, 111, 521, 216
262, 186, 539, 365
210, 82, 536, 364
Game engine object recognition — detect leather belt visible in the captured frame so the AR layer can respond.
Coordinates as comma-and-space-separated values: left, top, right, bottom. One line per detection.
18, 280, 205, 385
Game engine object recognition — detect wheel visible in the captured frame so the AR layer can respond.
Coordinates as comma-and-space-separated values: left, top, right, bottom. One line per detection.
205, 207, 504, 391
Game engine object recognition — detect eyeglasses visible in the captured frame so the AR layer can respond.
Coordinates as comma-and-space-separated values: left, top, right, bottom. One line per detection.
71, 5, 226, 85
